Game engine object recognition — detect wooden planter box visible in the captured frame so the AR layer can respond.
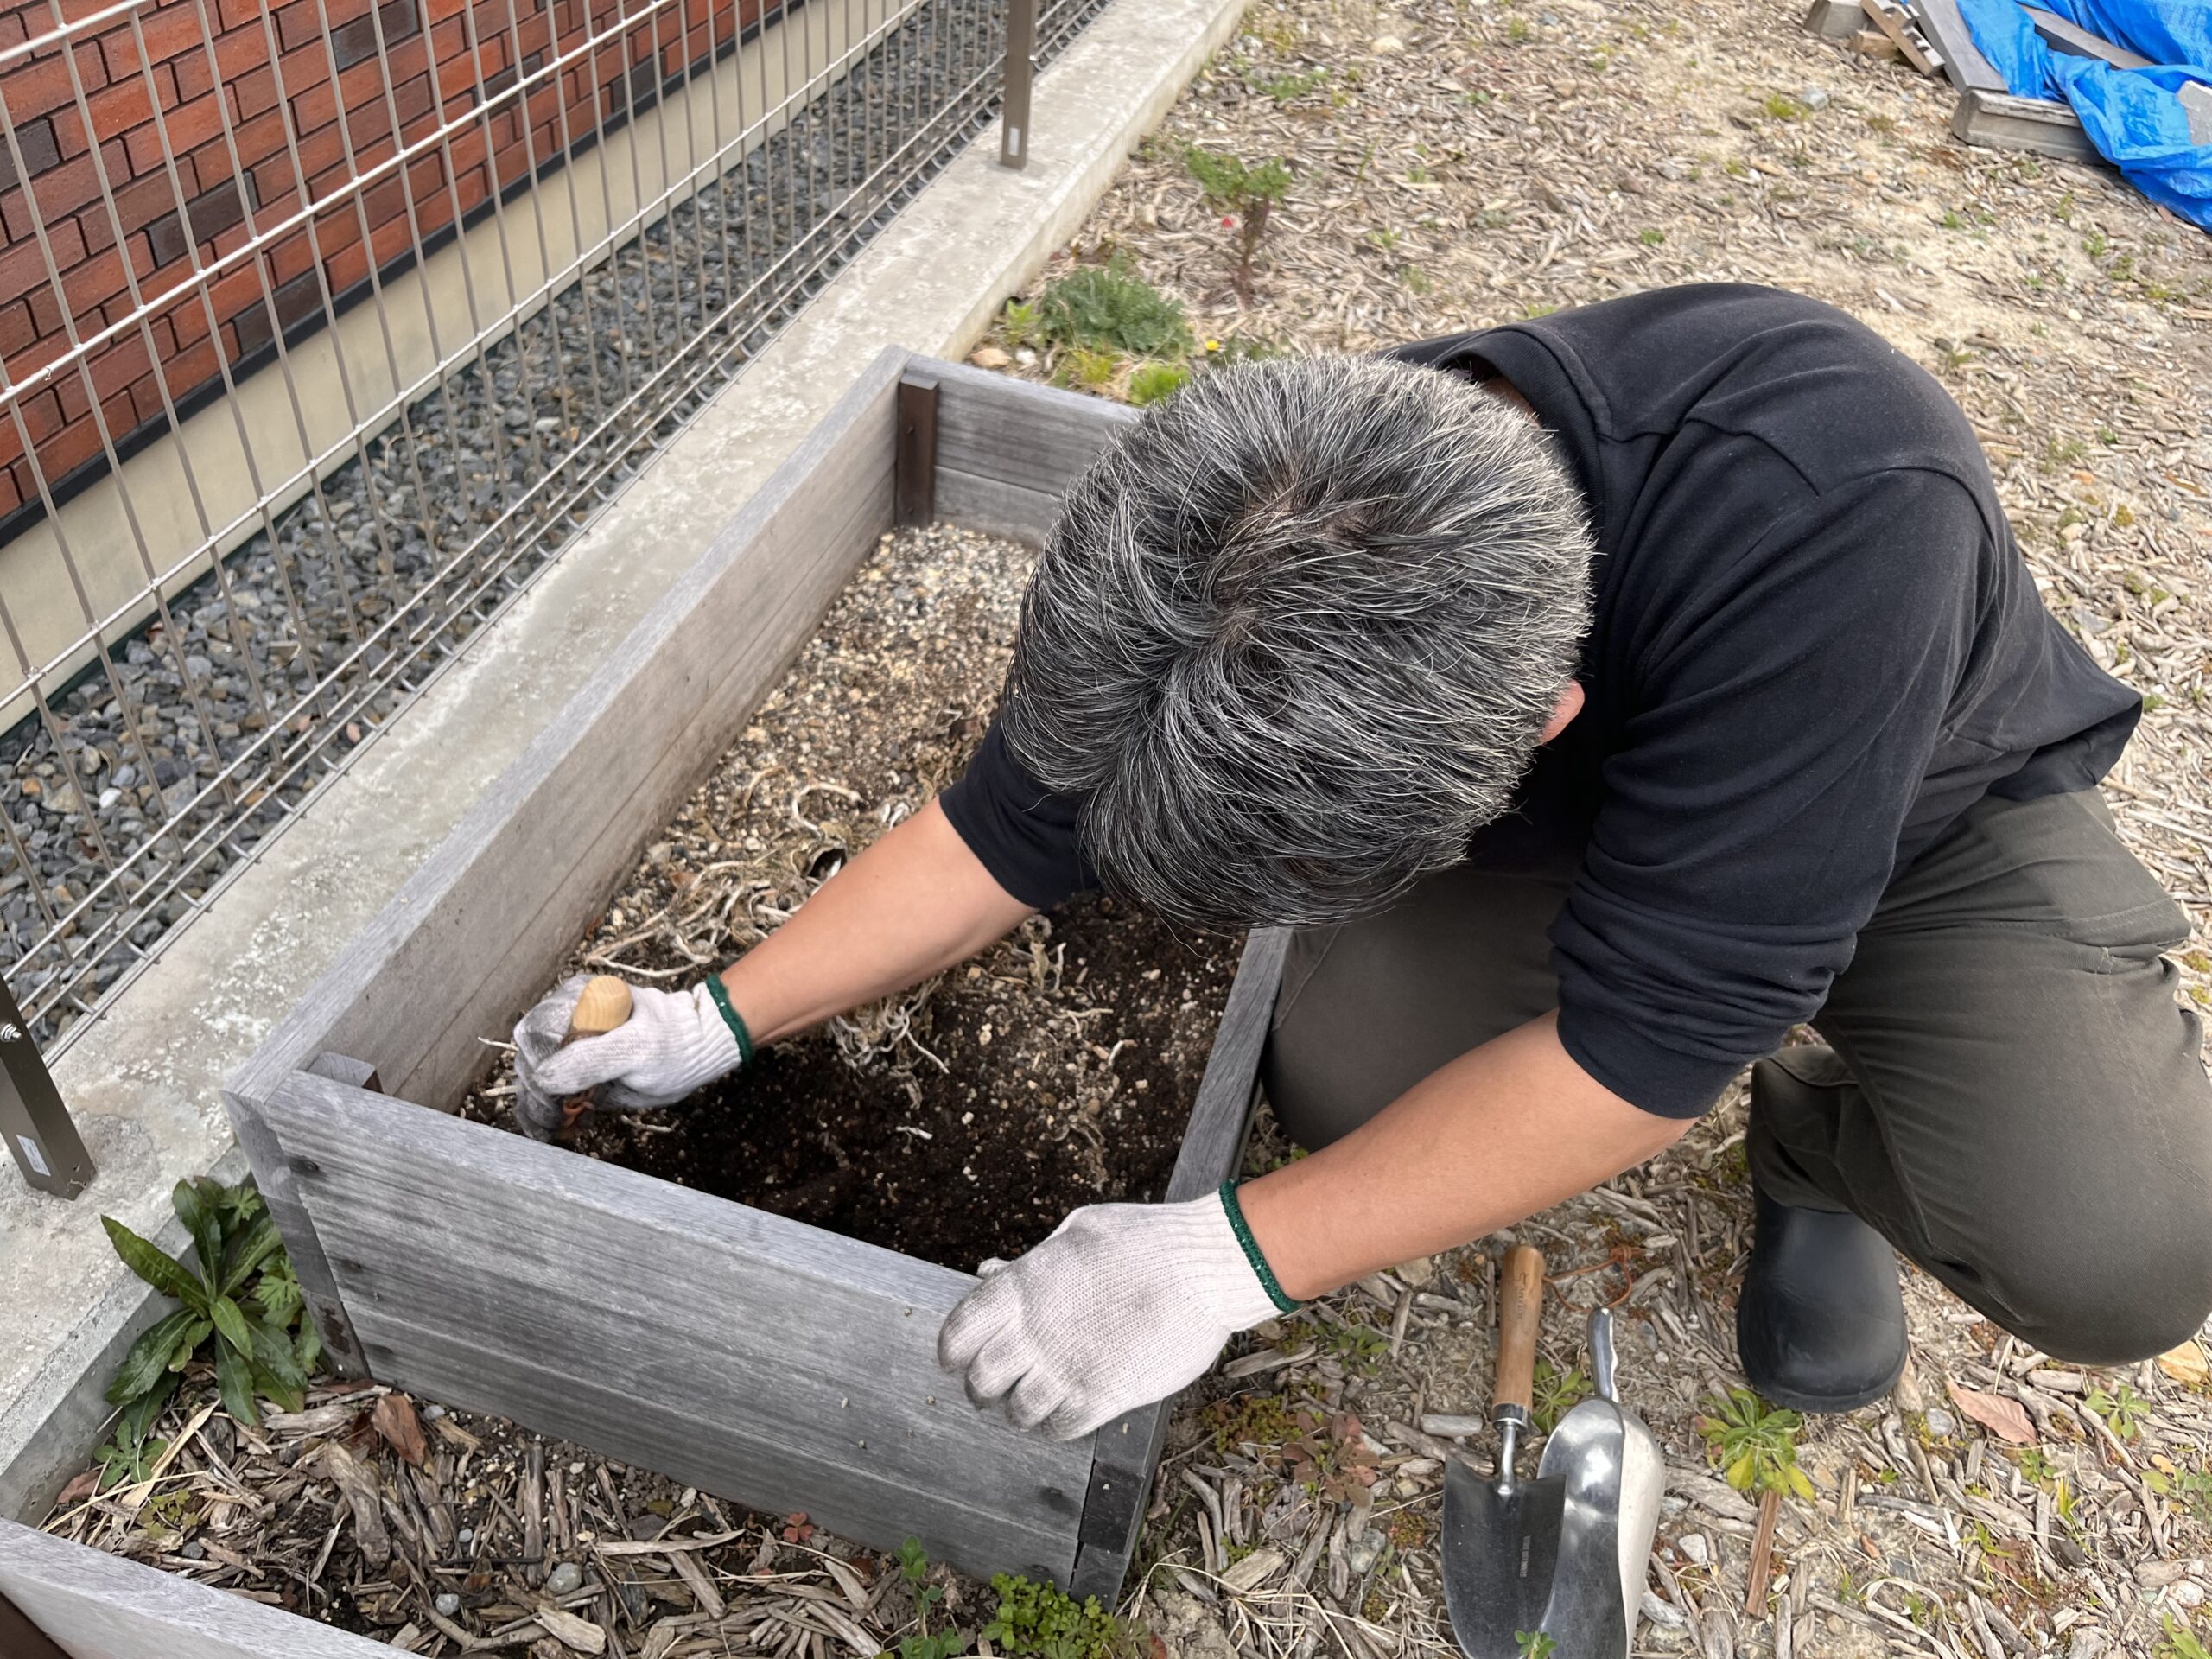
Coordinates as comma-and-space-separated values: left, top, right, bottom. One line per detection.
0, 350, 1288, 1656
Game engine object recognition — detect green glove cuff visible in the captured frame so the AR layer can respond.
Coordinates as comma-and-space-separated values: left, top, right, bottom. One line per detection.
1217, 1179, 1302, 1314
702, 975, 755, 1066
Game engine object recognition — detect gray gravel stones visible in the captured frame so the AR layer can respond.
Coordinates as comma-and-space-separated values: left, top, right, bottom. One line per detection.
1, 0, 1099, 1046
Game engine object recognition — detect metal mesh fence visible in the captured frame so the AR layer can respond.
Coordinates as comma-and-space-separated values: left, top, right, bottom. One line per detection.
0, 0, 1093, 1053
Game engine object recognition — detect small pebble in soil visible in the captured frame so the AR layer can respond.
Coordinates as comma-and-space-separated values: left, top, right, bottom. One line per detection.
1676, 1531, 1709, 1567
435, 1592, 462, 1618
1924, 1406, 1958, 1437
544, 1561, 584, 1596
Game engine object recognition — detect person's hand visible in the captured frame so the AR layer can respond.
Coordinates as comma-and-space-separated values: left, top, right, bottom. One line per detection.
511, 975, 748, 1139
936, 1190, 1287, 1440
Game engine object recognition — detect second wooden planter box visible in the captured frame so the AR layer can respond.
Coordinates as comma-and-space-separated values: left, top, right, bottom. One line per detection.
210, 350, 1288, 1600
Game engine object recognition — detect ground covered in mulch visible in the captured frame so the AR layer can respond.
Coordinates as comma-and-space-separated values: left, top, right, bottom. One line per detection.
41, 1376, 970, 1658
461, 520, 1239, 1269
969, 0, 2212, 1655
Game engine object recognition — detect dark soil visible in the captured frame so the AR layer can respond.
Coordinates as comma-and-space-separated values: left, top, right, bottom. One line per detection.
566, 896, 1236, 1268
464, 523, 1242, 1270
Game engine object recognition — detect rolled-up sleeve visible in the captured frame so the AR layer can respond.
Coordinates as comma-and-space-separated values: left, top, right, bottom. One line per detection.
938, 719, 1096, 910
1551, 473, 1986, 1116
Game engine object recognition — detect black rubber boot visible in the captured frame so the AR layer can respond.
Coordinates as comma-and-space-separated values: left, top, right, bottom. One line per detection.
1738, 1053, 1908, 1413
1736, 1186, 1909, 1413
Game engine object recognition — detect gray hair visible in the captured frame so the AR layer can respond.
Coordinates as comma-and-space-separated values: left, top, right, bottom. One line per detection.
1001, 353, 1593, 931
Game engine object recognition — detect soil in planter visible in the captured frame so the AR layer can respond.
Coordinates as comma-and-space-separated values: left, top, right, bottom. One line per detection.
464, 523, 1242, 1269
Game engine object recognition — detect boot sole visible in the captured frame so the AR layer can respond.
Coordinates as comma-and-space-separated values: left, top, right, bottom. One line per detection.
1744, 1345, 1908, 1416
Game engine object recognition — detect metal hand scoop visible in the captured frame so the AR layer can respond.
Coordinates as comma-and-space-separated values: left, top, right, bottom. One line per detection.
1442, 1252, 1664, 1659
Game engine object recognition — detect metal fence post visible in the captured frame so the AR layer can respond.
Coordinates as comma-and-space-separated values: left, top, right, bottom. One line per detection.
0, 977, 92, 1199
1001, 0, 1039, 168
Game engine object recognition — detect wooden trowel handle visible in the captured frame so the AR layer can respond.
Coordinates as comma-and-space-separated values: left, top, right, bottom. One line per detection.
1493, 1243, 1546, 1418
564, 975, 632, 1043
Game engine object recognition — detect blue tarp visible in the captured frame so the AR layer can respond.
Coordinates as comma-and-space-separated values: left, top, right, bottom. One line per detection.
1953, 0, 2212, 227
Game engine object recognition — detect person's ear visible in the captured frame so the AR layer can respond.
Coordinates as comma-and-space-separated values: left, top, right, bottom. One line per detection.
1539, 680, 1585, 744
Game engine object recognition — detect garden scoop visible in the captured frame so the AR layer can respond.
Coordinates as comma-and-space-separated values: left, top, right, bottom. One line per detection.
1441, 1253, 1663, 1659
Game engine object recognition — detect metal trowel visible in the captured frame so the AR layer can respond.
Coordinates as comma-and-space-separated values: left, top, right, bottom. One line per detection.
1442, 1249, 1664, 1659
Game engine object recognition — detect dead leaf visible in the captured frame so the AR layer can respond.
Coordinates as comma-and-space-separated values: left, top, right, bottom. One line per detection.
1948, 1382, 2037, 1446
968, 345, 1012, 369
55, 1467, 102, 1506
372, 1393, 428, 1467
535, 1606, 607, 1654
2158, 1339, 2209, 1389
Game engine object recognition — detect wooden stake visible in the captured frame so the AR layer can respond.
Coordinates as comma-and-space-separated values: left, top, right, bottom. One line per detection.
1745, 1485, 1782, 1615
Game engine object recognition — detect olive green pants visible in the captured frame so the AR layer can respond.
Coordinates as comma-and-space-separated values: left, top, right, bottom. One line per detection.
1261, 789, 2212, 1364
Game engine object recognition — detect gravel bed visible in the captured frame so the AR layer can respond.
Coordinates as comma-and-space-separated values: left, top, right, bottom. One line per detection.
971, 0, 2212, 1654
0, 0, 1104, 1046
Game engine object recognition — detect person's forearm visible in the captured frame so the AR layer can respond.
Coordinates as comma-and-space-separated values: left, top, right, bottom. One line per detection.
1236, 1012, 1692, 1300
717, 798, 1033, 1045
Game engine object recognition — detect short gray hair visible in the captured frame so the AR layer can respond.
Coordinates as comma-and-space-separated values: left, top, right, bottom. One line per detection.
1001, 353, 1594, 931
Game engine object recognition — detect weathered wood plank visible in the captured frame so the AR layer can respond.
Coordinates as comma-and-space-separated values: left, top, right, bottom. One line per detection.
1951, 87, 2101, 162
931, 361, 1136, 505
933, 467, 1070, 547
1910, 0, 2008, 91
1070, 927, 1288, 1599
0, 1517, 389, 1659
2022, 5, 2152, 68
226, 346, 910, 1123
257, 1070, 1090, 1580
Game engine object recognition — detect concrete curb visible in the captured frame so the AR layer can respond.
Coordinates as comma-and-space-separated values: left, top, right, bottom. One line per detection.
0, 0, 1246, 1522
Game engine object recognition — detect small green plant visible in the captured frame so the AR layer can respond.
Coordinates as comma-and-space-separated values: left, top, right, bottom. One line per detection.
1127, 361, 1191, 406
886, 1538, 963, 1659
1764, 92, 1808, 120
1532, 1357, 1591, 1433
1506, 16, 1535, 43
2013, 1446, 2057, 1486
982, 1573, 1130, 1658
1185, 146, 1293, 302
2082, 228, 2109, 257
1699, 1389, 1815, 1500
91, 1414, 168, 1494
1001, 298, 1041, 350
2159, 1617, 2212, 1659
1516, 1632, 1557, 1659
2087, 1381, 2145, 1440
1055, 347, 1122, 391
1638, 227, 1666, 245
1261, 67, 1329, 100
1036, 257, 1192, 359
102, 1178, 318, 1432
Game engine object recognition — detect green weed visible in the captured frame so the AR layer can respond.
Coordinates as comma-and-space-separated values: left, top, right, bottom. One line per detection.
1764, 92, 1808, 120
101, 1178, 318, 1432
2159, 1618, 2212, 1659
1185, 146, 1293, 301
1638, 227, 1666, 245
1699, 1389, 1815, 1500
1127, 361, 1191, 406
1001, 298, 1041, 350
887, 1538, 963, 1659
1036, 257, 1191, 359
983, 1573, 1134, 1658
2086, 1381, 2145, 1440
1533, 1358, 1591, 1433
1516, 1633, 1557, 1659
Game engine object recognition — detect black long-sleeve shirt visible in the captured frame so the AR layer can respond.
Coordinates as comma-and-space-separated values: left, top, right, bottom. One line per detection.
940, 284, 2140, 1117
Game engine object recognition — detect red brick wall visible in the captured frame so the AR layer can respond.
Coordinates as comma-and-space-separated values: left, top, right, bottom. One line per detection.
0, 0, 761, 527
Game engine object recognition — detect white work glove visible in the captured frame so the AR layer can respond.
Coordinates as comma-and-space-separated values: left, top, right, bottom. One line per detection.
937, 1187, 1292, 1440
511, 975, 748, 1139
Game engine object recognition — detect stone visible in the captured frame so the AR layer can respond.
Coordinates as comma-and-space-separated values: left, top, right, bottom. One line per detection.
544, 1560, 584, 1596
2068, 1630, 2105, 1659
968, 346, 1012, 368
435, 1592, 463, 1618
1924, 1406, 1958, 1437
1801, 86, 1831, 110
1677, 1531, 1710, 1567
1394, 1254, 1436, 1287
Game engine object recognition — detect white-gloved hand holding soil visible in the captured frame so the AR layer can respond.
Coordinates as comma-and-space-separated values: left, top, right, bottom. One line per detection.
511, 974, 751, 1138
938, 1185, 1294, 1440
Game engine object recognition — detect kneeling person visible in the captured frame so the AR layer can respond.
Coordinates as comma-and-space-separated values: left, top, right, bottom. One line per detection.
518, 283, 2212, 1440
